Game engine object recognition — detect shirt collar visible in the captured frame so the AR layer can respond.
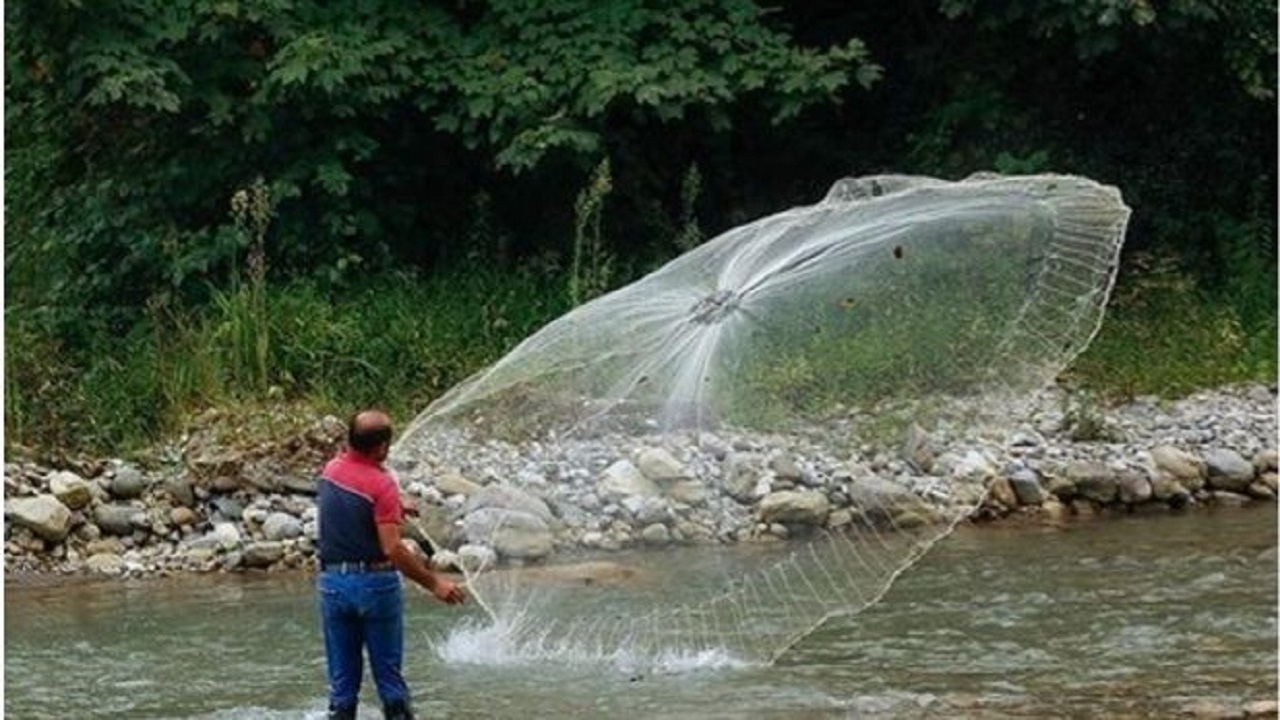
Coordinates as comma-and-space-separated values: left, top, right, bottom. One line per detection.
341, 448, 384, 469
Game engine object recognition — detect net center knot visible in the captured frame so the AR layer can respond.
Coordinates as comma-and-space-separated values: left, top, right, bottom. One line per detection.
689, 289, 740, 325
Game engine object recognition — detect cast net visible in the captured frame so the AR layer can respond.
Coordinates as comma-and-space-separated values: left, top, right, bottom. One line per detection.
391, 173, 1130, 670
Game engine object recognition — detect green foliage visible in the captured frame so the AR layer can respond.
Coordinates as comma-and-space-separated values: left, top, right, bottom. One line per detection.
6, 0, 876, 334
431, 1, 879, 171
1065, 254, 1277, 399
5, 0, 1276, 454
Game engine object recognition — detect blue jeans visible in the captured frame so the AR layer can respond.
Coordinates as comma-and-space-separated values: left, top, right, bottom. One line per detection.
317, 570, 409, 711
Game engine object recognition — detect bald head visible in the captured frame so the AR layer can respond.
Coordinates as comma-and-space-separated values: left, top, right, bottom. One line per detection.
348, 410, 393, 459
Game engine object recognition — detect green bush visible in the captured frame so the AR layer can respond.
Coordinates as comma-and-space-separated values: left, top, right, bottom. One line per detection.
1065, 254, 1277, 399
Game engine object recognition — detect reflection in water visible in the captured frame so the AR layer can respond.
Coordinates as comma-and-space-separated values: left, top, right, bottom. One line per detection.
6, 508, 1276, 719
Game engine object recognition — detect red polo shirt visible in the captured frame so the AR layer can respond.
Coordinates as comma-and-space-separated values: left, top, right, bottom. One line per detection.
316, 449, 403, 563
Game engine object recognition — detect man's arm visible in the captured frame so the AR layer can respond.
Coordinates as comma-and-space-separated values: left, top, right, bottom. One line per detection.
377, 523, 466, 605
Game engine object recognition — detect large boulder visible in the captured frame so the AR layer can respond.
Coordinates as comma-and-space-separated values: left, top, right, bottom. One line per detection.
278, 475, 319, 496
169, 507, 199, 527
462, 508, 553, 560
1151, 475, 1191, 506
414, 502, 456, 550
759, 490, 830, 526
769, 453, 805, 483
640, 523, 672, 545
599, 460, 660, 499
847, 476, 929, 519
623, 496, 671, 526
94, 504, 142, 537
435, 471, 482, 498
939, 450, 997, 484
210, 496, 244, 521
1204, 448, 1255, 492
1150, 445, 1206, 491
6, 495, 72, 542
1007, 468, 1046, 506
1066, 462, 1118, 503
1044, 474, 1077, 500
213, 522, 243, 550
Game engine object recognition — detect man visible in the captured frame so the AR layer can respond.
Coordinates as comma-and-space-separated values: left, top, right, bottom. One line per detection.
317, 409, 465, 720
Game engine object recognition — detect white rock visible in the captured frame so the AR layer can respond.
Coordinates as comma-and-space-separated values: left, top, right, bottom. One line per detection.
640, 523, 671, 545
262, 512, 303, 541
599, 460, 659, 498
636, 448, 686, 482
213, 522, 242, 550
6, 495, 72, 541
48, 471, 93, 510
759, 490, 830, 526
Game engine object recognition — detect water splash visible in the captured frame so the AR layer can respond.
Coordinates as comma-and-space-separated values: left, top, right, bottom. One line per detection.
434, 604, 751, 674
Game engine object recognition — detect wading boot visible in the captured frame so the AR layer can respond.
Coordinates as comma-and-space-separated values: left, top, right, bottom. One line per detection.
383, 699, 415, 720
328, 707, 357, 720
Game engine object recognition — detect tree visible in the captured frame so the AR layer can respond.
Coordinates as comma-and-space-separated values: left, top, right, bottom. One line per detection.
6, 0, 880, 321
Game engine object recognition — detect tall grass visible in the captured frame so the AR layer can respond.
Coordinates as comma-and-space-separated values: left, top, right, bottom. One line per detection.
568, 158, 614, 307
1063, 253, 1277, 398
5, 247, 1274, 457
4, 265, 569, 455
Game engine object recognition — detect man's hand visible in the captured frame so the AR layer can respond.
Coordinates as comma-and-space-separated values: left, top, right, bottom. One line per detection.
430, 576, 466, 605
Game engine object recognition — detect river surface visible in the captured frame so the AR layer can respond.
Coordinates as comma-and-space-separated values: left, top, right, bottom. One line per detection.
6, 507, 1276, 719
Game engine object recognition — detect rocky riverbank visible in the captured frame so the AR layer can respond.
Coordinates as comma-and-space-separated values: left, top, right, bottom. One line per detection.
5, 384, 1277, 579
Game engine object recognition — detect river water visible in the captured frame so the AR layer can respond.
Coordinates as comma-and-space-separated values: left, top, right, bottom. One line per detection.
6, 507, 1275, 719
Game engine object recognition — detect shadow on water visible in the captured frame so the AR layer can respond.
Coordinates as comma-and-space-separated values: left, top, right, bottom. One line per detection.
6, 507, 1276, 718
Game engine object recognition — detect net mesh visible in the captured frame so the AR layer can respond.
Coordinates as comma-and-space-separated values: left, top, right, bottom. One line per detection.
392, 173, 1130, 669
